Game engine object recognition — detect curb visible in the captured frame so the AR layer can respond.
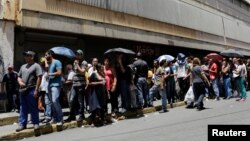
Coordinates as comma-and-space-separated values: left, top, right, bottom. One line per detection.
0, 116, 18, 126
0, 101, 185, 140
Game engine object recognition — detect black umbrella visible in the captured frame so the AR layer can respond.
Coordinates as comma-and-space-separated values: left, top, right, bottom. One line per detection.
220, 49, 243, 58
104, 47, 136, 55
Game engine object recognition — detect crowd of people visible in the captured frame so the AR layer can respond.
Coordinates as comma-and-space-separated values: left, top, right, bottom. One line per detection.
1, 49, 249, 133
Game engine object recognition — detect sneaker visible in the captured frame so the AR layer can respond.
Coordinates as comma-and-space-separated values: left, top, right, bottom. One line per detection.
16, 125, 26, 132
64, 116, 76, 122
56, 122, 63, 132
34, 124, 39, 130
236, 98, 242, 101
159, 109, 168, 113
120, 108, 127, 113
50, 119, 56, 124
239, 98, 246, 102
214, 97, 220, 101
56, 122, 63, 126
34, 124, 40, 136
77, 116, 85, 122
204, 97, 209, 101
43, 118, 51, 123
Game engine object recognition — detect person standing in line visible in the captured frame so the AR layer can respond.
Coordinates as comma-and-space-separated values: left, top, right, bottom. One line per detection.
234, 59, 247, 102
88, 58, 98, 78
65, 49, 87, 122
88, 64, 107, 126
45, 50, 63, 127
246, 59, 250, 91
64, 64, 75, 106
115, 54, 131, 112
2, 65, 19, 112
176, 53, 189, 101
165, 61, 176, 108
39, 57, 52, 123
148, 60, 165, 108
221, 59, 232, 99
209, 59, 220, 101
104, 58, 118, 115
160, 60, 168, 113
133, 52, 149, 108
16, 51, 42, 132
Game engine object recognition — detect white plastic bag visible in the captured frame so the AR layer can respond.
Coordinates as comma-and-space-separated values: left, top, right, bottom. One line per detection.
184, 86, 194, 104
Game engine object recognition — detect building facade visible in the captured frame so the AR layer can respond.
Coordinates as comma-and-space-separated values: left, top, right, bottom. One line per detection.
0, 0, 250, 72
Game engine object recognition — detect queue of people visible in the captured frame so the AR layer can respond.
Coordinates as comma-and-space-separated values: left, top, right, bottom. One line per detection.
1, 49, 249, 133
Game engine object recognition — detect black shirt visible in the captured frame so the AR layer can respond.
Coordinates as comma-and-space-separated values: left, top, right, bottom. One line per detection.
2, 72, 18, 92
133, 59, 148, 78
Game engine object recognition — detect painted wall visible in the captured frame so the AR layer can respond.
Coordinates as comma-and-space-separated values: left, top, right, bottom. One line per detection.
0, 20, 14, 80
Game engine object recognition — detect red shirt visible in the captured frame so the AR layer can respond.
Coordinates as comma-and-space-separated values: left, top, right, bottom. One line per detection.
104, 67, 114, 91
209, 63, 218, 80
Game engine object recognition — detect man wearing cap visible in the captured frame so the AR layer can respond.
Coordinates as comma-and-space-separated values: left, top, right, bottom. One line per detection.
65, 49, 88, 122
16, 51, 42, 132
2, 65, 19, 112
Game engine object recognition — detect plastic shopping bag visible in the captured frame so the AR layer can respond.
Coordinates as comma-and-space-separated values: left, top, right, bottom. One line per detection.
184, 86, 194, 104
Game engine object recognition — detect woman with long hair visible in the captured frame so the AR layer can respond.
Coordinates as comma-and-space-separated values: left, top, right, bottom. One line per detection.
104, 58, 118, 115
88, 63, 107, 125
221, 59, 232, 99
209, 59, 220, 100
190, 58, 210, 111
233, 59, 247, 102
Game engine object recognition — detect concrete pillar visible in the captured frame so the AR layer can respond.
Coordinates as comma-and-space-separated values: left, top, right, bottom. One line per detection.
0, 20, 15, 80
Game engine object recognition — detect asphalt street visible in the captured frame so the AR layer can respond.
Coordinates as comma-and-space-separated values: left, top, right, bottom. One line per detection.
23, 97, 250, 141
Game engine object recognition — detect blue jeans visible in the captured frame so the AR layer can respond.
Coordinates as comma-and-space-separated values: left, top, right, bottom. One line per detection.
118, 80, 130, 109
135, 77, 149, 107
19, 88, 39, 126
211, 78, 220, 98
149, 85, 160, 105
69, 86, 85, 117
44, 93, 52, 120
48, 86, 63, 123
160, 88, 167, 111
223, 77, 231, 97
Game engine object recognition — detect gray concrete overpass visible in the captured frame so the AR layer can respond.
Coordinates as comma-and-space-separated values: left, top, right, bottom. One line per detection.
1, 0, 250, 70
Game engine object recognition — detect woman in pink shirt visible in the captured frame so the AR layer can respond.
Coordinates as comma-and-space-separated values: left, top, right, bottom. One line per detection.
104, 58, 118, 115
209, 59, 220, 101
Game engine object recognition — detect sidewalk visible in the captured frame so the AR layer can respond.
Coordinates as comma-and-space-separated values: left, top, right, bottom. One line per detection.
0, 101, 185, 141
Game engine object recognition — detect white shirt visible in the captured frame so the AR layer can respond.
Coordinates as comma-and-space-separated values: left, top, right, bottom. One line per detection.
176, 64, 187, 78
67, 71, 75, 81
40, 72, 48, 93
